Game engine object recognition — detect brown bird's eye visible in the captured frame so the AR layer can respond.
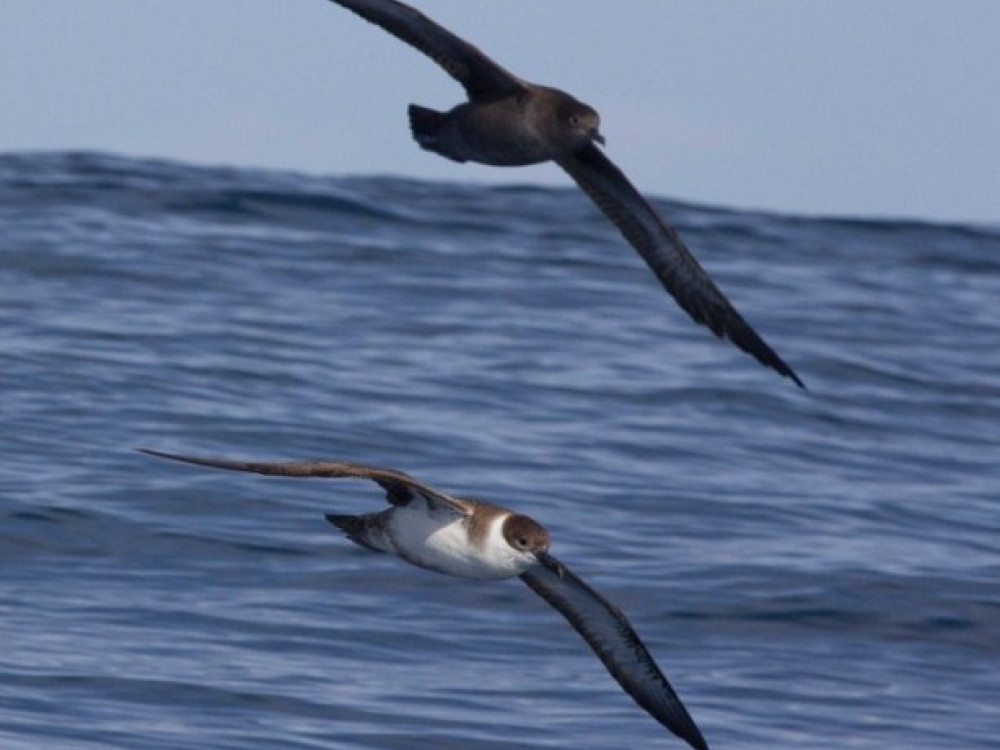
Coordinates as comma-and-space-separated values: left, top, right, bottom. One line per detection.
518, 537, 528, 547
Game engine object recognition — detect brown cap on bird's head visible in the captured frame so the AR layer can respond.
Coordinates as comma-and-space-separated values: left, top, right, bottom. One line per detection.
501, 514, 550, 555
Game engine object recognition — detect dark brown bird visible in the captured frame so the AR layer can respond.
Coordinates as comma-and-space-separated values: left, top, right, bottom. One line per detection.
325, 0, 804, 388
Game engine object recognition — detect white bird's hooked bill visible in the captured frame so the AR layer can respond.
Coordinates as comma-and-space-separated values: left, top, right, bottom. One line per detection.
141, 448, 711, 750
323, 0, 803, 388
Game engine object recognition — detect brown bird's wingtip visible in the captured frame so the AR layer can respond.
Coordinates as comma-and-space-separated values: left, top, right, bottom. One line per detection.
765, 358, 805, 390
786, 367, 807, 390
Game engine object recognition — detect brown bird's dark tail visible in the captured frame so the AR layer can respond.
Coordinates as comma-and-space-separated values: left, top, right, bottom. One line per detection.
408, 104, 465, 162
407, 104, 446, 143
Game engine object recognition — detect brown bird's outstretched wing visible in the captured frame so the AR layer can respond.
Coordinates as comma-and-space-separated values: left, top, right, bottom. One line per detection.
326, 0, 523, 98
523, 553, 710, 750
139, 449, 470, 515
557, 143, 803, 388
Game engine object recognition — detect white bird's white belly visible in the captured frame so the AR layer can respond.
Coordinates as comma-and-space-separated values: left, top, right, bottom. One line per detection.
386, 505, 529, 580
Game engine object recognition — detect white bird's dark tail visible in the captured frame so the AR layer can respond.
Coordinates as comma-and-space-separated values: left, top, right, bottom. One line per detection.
325, 513, 390, 553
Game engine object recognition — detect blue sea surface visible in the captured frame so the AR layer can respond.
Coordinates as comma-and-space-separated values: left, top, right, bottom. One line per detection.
1, 151, 998, 749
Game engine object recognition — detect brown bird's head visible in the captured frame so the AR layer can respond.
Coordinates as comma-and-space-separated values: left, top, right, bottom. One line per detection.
558, 98, 604, 148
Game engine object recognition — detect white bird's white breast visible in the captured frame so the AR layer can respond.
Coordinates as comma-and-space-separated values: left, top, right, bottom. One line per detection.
387, 505, 530, 580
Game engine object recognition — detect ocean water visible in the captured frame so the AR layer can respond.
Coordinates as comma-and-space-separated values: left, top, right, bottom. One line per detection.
1, 151, 998, 750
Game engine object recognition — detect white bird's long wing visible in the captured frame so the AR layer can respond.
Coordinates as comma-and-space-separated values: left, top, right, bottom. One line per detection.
522, 554, 709, 750
139, 449, 470, 515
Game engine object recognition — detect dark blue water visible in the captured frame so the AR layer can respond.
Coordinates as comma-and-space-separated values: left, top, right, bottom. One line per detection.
2, 151, 998, 750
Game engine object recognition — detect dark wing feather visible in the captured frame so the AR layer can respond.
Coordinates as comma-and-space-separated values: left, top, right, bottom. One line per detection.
557, 143, 803, 388
326, 0, 523, 98
138, 449, 467, 514
521, 555, 709, 750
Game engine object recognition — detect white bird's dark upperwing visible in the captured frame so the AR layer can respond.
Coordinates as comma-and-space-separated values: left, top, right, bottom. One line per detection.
557, 143, 804, 389
521, 554, 710, 750
326, 0, 524, 98
138, 449, 469, 515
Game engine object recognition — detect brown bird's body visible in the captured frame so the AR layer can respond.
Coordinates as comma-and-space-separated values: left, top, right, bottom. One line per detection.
408, 85, 602, 166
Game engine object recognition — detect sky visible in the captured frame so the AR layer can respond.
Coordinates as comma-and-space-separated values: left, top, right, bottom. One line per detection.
2, 1, 998, 224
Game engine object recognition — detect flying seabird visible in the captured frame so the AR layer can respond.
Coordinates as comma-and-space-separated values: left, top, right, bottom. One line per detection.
141, 448, 711, 750
324, 0, 803, 388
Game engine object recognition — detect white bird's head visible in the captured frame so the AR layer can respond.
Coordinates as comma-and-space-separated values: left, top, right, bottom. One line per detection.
501, 513, 551, 564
